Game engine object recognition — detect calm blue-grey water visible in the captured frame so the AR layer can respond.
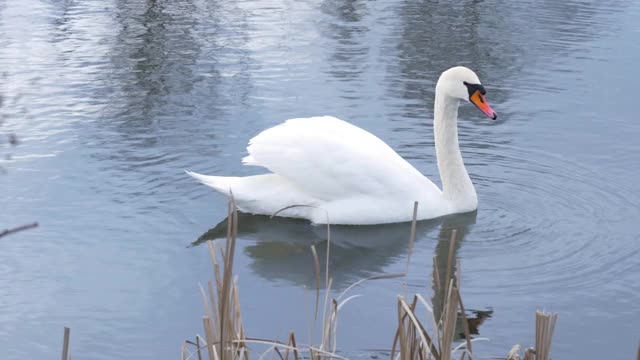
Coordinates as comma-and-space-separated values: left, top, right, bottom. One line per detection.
1, 0, 639, 358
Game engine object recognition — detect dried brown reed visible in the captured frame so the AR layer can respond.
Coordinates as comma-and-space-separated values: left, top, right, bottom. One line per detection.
181, 197, 248, 360
56, 197, 563, 359
182, 197, 379, 360
506, 311, 558, 360
61, 326, 70, 360
181, 198, 560, 360
534, 310, 558, 360
0, 221, 38, 239
392, 227, 479, 360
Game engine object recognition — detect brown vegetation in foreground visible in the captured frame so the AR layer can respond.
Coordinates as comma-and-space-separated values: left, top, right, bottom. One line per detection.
58, 198, 564, 360
175, 199, 558, 360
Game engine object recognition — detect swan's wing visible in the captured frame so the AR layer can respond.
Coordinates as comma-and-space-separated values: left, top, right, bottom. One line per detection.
242, 116, 440, 201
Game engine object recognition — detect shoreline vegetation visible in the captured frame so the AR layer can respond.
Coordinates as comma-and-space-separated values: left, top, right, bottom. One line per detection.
61, 198, 562, 360
177, 199, 558, 360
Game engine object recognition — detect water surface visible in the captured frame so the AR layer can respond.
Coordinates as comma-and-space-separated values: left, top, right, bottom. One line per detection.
1, 0, 639, 358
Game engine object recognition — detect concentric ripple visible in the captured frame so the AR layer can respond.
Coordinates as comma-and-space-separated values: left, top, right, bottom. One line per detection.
463, 143, 640, 297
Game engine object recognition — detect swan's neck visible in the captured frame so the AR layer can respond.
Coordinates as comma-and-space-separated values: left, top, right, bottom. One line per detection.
433, 91, 477, 210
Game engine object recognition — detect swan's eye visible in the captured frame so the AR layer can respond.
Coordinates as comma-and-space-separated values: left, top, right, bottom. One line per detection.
463, 81, 486, 97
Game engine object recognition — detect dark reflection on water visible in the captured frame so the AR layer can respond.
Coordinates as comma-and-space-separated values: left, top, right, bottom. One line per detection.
197, 210, 493, 339
320, 0, 370, 82
195, 212, 476, 290
1, 0, 640, 359
111, 0, 198, 124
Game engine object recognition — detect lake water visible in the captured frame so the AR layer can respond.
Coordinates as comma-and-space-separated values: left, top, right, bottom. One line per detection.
1, 0, 639, 358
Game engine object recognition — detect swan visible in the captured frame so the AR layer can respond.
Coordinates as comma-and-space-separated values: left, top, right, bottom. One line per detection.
187, 66, 497, 225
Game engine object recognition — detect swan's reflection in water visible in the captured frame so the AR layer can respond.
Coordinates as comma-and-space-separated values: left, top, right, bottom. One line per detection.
194, 211, 492, 339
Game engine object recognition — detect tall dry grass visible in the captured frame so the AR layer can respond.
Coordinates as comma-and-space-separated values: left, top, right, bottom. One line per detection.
506, 311, 558, 360
181, 197, 385, 360
58, 198, 562, 359
392, 228, 481, 360
180, 198, 567, 360
181, 198, 561, 360
61, 327, 70, 360
181, 200, 248, 360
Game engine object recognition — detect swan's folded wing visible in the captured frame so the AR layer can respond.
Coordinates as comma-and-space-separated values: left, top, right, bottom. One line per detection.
242, 116, 440, 201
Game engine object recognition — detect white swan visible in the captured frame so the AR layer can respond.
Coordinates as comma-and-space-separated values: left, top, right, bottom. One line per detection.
187, 66, 497, 225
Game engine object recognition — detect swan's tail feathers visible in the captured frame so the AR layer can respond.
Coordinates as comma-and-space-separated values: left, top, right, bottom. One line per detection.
185, 170, 235, 195
185, 172, 317, 219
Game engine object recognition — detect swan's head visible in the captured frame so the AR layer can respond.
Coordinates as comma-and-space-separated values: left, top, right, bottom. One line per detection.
437, 66, 497, 120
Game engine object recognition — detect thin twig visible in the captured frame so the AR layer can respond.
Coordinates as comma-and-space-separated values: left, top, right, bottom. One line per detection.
0, 222, 38, 238
61, 327, 70, 360
399, 296, 441, 360
311, 245, 321, 323
337, 273, 404, 302
196, 336, 203, 360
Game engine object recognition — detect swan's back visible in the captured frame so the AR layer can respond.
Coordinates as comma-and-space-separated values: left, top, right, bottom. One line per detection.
242, 116, 440, 201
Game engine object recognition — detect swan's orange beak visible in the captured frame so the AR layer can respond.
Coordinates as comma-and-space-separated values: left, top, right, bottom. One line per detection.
470, 90, 497, 120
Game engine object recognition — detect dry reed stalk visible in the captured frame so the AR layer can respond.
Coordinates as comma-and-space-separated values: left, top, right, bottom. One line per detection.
283, 332, 299, 360
506, 310, 558, 360
185, 196, 247, 360
317, 277, 334, 360
325, 299, 338, 353
394, 297, 407, 360
218, 203, 237, 359
203, 316, 217, 360
311, 245, 321, 322
416, 293, 441, 356
197, 335, 211, 360
209, 281, 221, 337
197, 336, 204, 360
187, 198, 349, 360
200, 285, 213, 321
338, 274, 404, 304
392, 226, 483, 360
0, 222, 39, 239
185, 199, 564, 360
534, 311, 557, 360
273, 347, 285, 360
182, 341, 189, 360
394, 296, 439, 360
61, 326, 70, 360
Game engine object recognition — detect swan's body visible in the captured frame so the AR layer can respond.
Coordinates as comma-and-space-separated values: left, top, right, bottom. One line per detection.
187, 67, 497, 225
